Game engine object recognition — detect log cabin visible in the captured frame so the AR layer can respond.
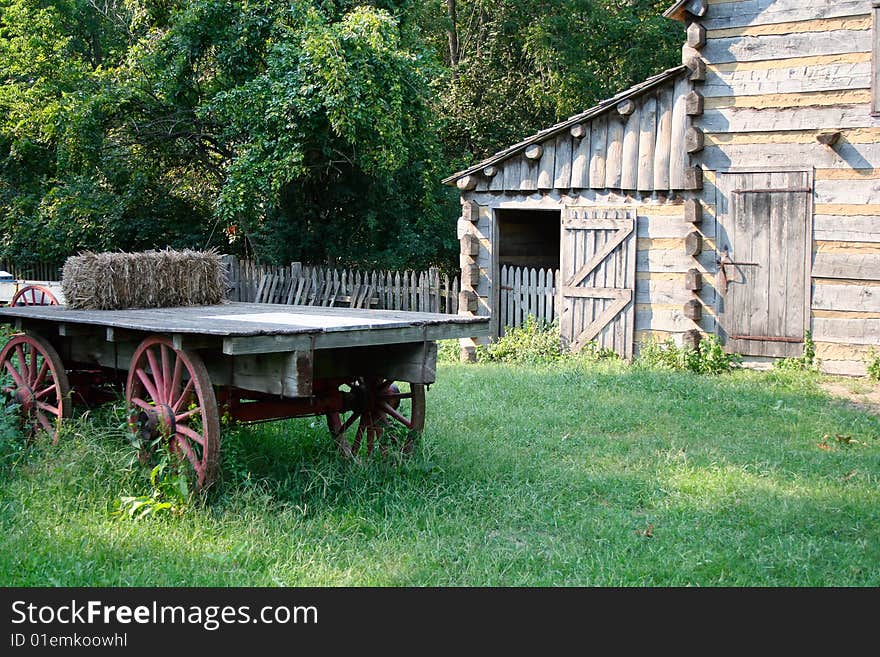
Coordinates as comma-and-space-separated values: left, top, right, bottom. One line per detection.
443, 0, 880, 375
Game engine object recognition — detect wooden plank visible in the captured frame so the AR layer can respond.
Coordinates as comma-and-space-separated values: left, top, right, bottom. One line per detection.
589, 114, 608, 189
703, 0, 868, 30
813, 282, 880, 312
669, 75, 690, 190
537, 139, 556, 189
502, 158, 520, 191
698, 141, 880, 171
521, 153, 539, 191
814, 179, 880, 206
553, 132, 573, 189
812, 252, 880, 280
562, 287, 630, 300
702, 61, 872, 99
700, 104, 876, 133
813, 317, 880, 345
654, 84, 674, 191
570, 122, 591, 189
620, 104, 640, 191
605, 116, 625, 189
702, 29, 873, 65
637, 93, 657, 191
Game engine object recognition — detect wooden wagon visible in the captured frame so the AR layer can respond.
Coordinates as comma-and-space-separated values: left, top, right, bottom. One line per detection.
0, 303, 489, 488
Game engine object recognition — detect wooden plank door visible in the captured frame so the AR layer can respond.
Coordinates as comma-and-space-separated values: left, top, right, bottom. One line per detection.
715, 171, 811, 357
559, 208, 636, 358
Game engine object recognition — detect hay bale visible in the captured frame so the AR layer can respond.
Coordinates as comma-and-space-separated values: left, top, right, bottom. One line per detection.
62, 249, 226, 310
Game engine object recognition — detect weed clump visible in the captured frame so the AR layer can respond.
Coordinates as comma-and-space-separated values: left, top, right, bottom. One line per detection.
636, 334, 740, 375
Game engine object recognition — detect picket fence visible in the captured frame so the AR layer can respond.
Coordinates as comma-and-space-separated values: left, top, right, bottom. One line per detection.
0, 260, 64, 282
498, 265, 559, 335
223, 257, 460, 314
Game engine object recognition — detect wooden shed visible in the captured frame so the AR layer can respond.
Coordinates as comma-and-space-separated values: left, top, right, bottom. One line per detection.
444, 0, 880, 375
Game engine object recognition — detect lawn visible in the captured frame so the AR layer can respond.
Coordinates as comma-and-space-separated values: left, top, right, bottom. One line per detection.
1, 360, 878, 586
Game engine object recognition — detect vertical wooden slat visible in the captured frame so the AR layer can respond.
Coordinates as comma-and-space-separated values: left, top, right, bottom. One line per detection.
538, 140, 556, 189
589, 115, 608, 189
605, 117, 624, 189
654, 84, 674, 191
570, 123, 591, 189
553, 133, 573, 189
669, 74, 690, 190
621, 104, 641, 191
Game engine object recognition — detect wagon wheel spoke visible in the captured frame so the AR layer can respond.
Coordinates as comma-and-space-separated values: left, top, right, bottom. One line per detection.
36, 400, 60, 416
173, 434, 203, 478
177, 423, 206, 447
27, 348, 37, 383
4, 360, 26, 389
126, 336, 219, 490
135, 367, 161, 404
145, 349, 164, 403
351, 416, 366, 455
175, 406, 203, 423
380, 402, 414, 430
36, 411, 54, 435
339, 411, 361, 436
160, 345, 172, 402
34, 359, 49, 389
34, 383, 57, 400
169, 356, 183, 409
172, 378, 195, 414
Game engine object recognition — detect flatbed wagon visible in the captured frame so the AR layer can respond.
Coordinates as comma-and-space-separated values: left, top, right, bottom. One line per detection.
0, 302, 489, 488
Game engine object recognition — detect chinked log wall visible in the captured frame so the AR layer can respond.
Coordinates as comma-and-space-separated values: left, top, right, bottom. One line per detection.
692, 0, 880, 376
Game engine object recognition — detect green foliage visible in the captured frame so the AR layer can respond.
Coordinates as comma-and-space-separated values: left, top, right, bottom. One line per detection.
113, 437, 193, 520
475, 316, 619, 365
0, 0, 682, 272
637, 335, 741, 375
476, 316, 564, 364
436, 339, 461, 363
773, 331, 818, 372
867, 349, 880, 383
434, 0, 682, 160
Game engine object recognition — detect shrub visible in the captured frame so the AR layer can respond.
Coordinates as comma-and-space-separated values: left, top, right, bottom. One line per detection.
773, 331, 818, 372
475, 316, 619, 365
476, 316, 563, 364
637, 335, 740, 375
867, 348, 880, 383
113, 437, 193, 520
436, 339, 461, 363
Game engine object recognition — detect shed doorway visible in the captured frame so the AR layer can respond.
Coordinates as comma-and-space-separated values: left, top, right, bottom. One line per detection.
495, 209, 561, 335
497, 209, 561, 270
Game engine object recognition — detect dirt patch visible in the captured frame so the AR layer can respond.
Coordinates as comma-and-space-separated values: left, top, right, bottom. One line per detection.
820, 380, 880, 416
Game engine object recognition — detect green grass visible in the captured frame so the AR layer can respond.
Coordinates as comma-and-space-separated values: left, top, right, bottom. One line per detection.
1, 361, 879, 586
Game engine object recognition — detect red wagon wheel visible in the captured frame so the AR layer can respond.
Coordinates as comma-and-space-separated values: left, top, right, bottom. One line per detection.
11, 285, 59, 306
125, 336, 220, 490
0, 333, 71, 443
327, 377, 425, 460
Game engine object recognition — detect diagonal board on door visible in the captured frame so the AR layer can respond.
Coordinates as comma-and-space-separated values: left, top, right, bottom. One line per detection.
560, 207, 637, 358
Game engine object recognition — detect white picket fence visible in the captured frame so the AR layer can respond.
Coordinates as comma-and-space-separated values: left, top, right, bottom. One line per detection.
223, 257, 460, 314
498, 265, 559, 335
